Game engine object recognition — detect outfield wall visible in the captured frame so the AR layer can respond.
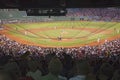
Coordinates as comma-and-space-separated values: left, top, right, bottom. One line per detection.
0, 10, 101, 21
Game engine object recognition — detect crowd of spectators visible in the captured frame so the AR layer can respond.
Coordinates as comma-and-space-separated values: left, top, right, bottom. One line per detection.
0, 34, 120, 59
0, 34, 120, 80
67, 8, 120, 21
0, 8, 120, 80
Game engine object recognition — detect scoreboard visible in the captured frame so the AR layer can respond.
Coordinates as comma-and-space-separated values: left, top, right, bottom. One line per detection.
26, 8, 67, 16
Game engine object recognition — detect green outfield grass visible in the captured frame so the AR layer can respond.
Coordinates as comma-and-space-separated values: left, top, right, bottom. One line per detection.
4, 21, 120, 47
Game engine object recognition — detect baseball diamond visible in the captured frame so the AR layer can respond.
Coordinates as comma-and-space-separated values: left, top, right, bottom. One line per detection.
1, 21, 120, 48
1, 8, 120, 80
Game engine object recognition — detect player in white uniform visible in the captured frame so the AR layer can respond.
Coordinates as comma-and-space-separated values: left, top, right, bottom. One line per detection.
97, 38, 100, 43
25, 31, 27, 35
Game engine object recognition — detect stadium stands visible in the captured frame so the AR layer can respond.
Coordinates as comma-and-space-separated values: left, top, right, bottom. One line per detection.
0, 8, 120, 80
0, 8, 120, 22
0, 34, 120, 80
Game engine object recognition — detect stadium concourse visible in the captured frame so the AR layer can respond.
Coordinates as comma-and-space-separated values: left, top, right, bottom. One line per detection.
0, 8, 120, 80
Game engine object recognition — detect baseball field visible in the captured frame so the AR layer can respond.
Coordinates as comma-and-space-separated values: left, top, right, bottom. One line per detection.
1, 21, 120, 47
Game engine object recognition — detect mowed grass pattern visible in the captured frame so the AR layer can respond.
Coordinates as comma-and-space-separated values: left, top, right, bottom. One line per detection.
4, 21, 120, 47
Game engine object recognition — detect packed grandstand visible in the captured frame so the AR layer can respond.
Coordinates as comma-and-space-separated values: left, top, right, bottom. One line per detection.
0, 8, 120, 80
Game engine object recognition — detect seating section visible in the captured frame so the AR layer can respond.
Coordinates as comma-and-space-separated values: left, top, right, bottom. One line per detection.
0, 34, 120, 80
0, 8, 120, 80
0, 8, 120, 21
